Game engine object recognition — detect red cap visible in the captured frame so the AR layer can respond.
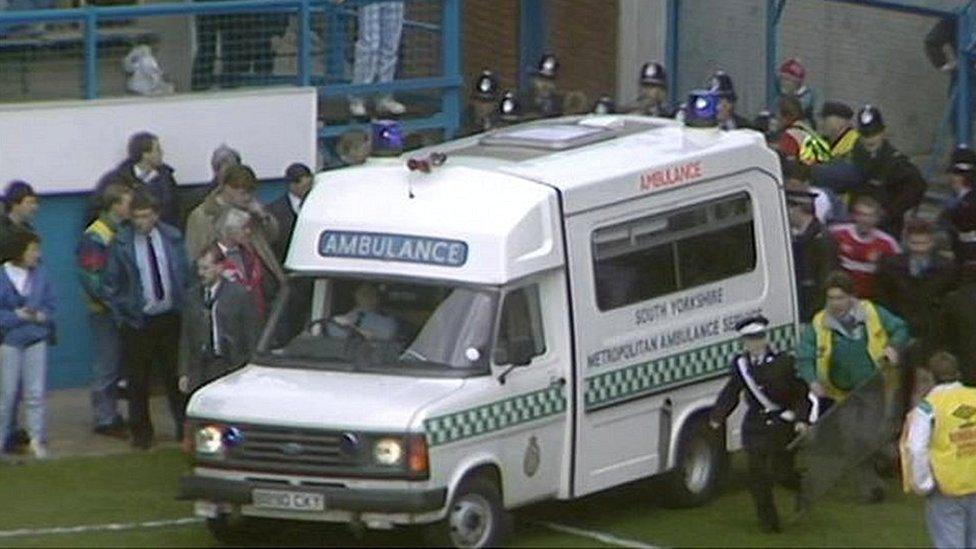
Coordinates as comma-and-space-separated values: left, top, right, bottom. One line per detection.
779, 58, 805, 84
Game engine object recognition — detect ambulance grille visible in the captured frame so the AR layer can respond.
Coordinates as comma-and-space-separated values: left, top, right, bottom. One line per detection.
194, 423, 413, 477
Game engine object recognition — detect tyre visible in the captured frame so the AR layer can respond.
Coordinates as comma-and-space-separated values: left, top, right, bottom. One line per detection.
425, 475, 512, 548
205, 514, 251, 546
663, 417, 725, 507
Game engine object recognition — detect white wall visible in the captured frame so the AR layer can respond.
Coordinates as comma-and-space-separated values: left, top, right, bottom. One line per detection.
0, 87, 318, 193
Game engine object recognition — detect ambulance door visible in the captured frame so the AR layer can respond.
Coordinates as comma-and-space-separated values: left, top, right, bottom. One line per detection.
486, 271, 572, 507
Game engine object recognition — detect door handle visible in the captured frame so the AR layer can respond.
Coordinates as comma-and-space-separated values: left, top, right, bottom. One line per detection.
549, 376, 566, 388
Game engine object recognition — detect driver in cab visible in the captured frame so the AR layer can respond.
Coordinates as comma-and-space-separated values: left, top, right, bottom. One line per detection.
328, 283, 398, 341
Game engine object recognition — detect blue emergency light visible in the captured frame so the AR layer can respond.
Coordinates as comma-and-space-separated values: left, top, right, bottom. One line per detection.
685, 89, 718, 128
371, 120, 404, 157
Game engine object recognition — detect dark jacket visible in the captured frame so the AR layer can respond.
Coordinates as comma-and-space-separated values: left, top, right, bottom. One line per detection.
92, 160, 179, 227
792, 219, 837, 322
266, 193, 298, 264
943, 189, 976, 269
0, 265, 56, 349
924, 17, 956, 69
936, 280, 976, 386
876, 253, 957, 346
179, 279, 259, 392
719, 113, 755, 131
851, 140, 927, 237
0, 216, 35, 263
710, 350, 812, 447
104, 222, 189, 329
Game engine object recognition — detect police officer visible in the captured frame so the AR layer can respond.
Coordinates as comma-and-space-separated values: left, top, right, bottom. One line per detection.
709, 315, 813, 533
529, 54, 563, 119
943, 145, 976, 269
632, 62, 675, 117
466, 70, 500, 135
850, 105, 927, 238
709, 70, 754, 130
498, 91, 522, 126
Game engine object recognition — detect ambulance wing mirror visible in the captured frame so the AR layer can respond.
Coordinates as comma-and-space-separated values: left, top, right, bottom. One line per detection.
497, 338, 535, 385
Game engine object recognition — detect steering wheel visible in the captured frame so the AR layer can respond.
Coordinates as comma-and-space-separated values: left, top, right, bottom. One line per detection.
303, 316, 368, 340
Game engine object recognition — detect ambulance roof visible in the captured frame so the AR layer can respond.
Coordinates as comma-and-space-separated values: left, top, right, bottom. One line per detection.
288, 115, 779, 284
415, 115, 780, 215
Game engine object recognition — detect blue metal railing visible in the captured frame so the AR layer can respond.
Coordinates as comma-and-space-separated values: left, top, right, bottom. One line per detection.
0, 0, 462, 139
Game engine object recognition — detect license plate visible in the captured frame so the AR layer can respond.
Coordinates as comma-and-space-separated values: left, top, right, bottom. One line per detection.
251, 489, 325, 512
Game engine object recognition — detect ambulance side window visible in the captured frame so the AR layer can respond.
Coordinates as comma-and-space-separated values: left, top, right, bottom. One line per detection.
493, 285, 547, 366
592, 192, 756, 311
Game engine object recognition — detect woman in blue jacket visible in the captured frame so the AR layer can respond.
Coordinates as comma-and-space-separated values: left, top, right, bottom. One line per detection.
0, 231, 56, 460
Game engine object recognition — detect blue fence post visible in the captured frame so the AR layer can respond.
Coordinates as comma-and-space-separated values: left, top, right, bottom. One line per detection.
298, 0, 312, 86
957, 3, 974, 146
765, 0, 784, 110
666, 0, 680, 97
83, 9, 98, 99
326, 1, 345, 82
518, 0, 546, 95
441, 0, 461, 138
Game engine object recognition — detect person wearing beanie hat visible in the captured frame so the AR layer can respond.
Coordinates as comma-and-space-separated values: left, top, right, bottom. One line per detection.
709, 70, 753, 130
631, 62, 675, 118
709, 313, 812, 533
818, 101, 860, 160
778, 58, 819, 127
847, 104, 926, 238
943, 145, 976, 269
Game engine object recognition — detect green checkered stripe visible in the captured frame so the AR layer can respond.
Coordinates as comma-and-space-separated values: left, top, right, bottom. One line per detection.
584, 325, 796, 411
425, 387, 567, 447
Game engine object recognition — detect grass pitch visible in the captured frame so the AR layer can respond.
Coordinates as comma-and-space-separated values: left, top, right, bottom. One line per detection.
0, 450, 930, 547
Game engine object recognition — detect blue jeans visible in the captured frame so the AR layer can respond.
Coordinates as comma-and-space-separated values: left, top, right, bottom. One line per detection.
926, 491, 976, 549
89, 312, 122, 428
810, 161, 863, 196
0, 342, 47, 446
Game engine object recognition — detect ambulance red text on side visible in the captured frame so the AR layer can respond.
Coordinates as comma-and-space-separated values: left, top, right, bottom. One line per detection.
639, 161, 703, 191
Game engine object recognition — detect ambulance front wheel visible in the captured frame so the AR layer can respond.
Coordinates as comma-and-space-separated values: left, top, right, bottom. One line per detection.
425, 475, 512, 548
663, 417, 725, 507
205, 514, 250, 545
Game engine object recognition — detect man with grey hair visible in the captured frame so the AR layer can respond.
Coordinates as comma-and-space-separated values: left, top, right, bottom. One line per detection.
180, 145, 242, 229
211, 206, 276, 318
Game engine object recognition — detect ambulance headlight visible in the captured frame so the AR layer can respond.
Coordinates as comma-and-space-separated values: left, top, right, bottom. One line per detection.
686, 89, 718, 128
373, 438, 404, 466
195, 425, 225, 456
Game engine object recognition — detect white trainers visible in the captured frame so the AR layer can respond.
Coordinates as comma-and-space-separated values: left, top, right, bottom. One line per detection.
349, 98, 368, 117
376, 96, 406, 115
29, 439, 49, 460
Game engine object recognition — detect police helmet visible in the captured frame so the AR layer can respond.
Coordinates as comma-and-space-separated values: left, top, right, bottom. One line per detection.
857, 105, 885, 137
640, 62, 667, 87
592, 95, 616, 115
473, 70, 499, 101
948, 145, 976, 176
536, 54, 559, 79
498, 91, 522, 122
708, 70, 736, 102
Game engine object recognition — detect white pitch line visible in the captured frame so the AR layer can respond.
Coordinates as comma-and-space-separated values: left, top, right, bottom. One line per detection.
0, 517, 203, 539
535, 520, 662, 549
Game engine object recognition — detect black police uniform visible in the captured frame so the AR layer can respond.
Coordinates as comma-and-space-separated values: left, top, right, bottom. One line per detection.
943, 147, 976, 269
710, 346, 812, 532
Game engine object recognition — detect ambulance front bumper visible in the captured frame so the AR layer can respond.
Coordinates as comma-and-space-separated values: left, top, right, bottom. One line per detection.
179, 474, 447, 514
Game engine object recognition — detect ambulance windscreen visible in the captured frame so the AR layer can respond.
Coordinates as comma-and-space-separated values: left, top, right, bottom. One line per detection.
256, 276, 499, 377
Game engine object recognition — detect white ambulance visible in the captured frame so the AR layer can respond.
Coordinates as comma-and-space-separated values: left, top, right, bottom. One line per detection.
180, 115, 798, 547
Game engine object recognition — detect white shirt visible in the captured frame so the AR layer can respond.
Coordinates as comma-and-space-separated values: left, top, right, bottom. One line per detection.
810, 186, 833, 225
905, 382, 963, 495
3, 263, 29, 296
288, 192, 303, 216
133, 164, 157, 184
133, 227, 173, 315
206, 281, 221, 356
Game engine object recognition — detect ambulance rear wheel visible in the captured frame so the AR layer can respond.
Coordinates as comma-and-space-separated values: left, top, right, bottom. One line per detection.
425, 476, 511, 548
664, 418, 723, 507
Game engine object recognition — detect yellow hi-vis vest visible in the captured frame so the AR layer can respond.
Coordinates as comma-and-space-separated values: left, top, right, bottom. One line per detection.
792, 122, 833, 165
830, 128, 860, 160
812, 300, 888, 401
927, 385, 976, 496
